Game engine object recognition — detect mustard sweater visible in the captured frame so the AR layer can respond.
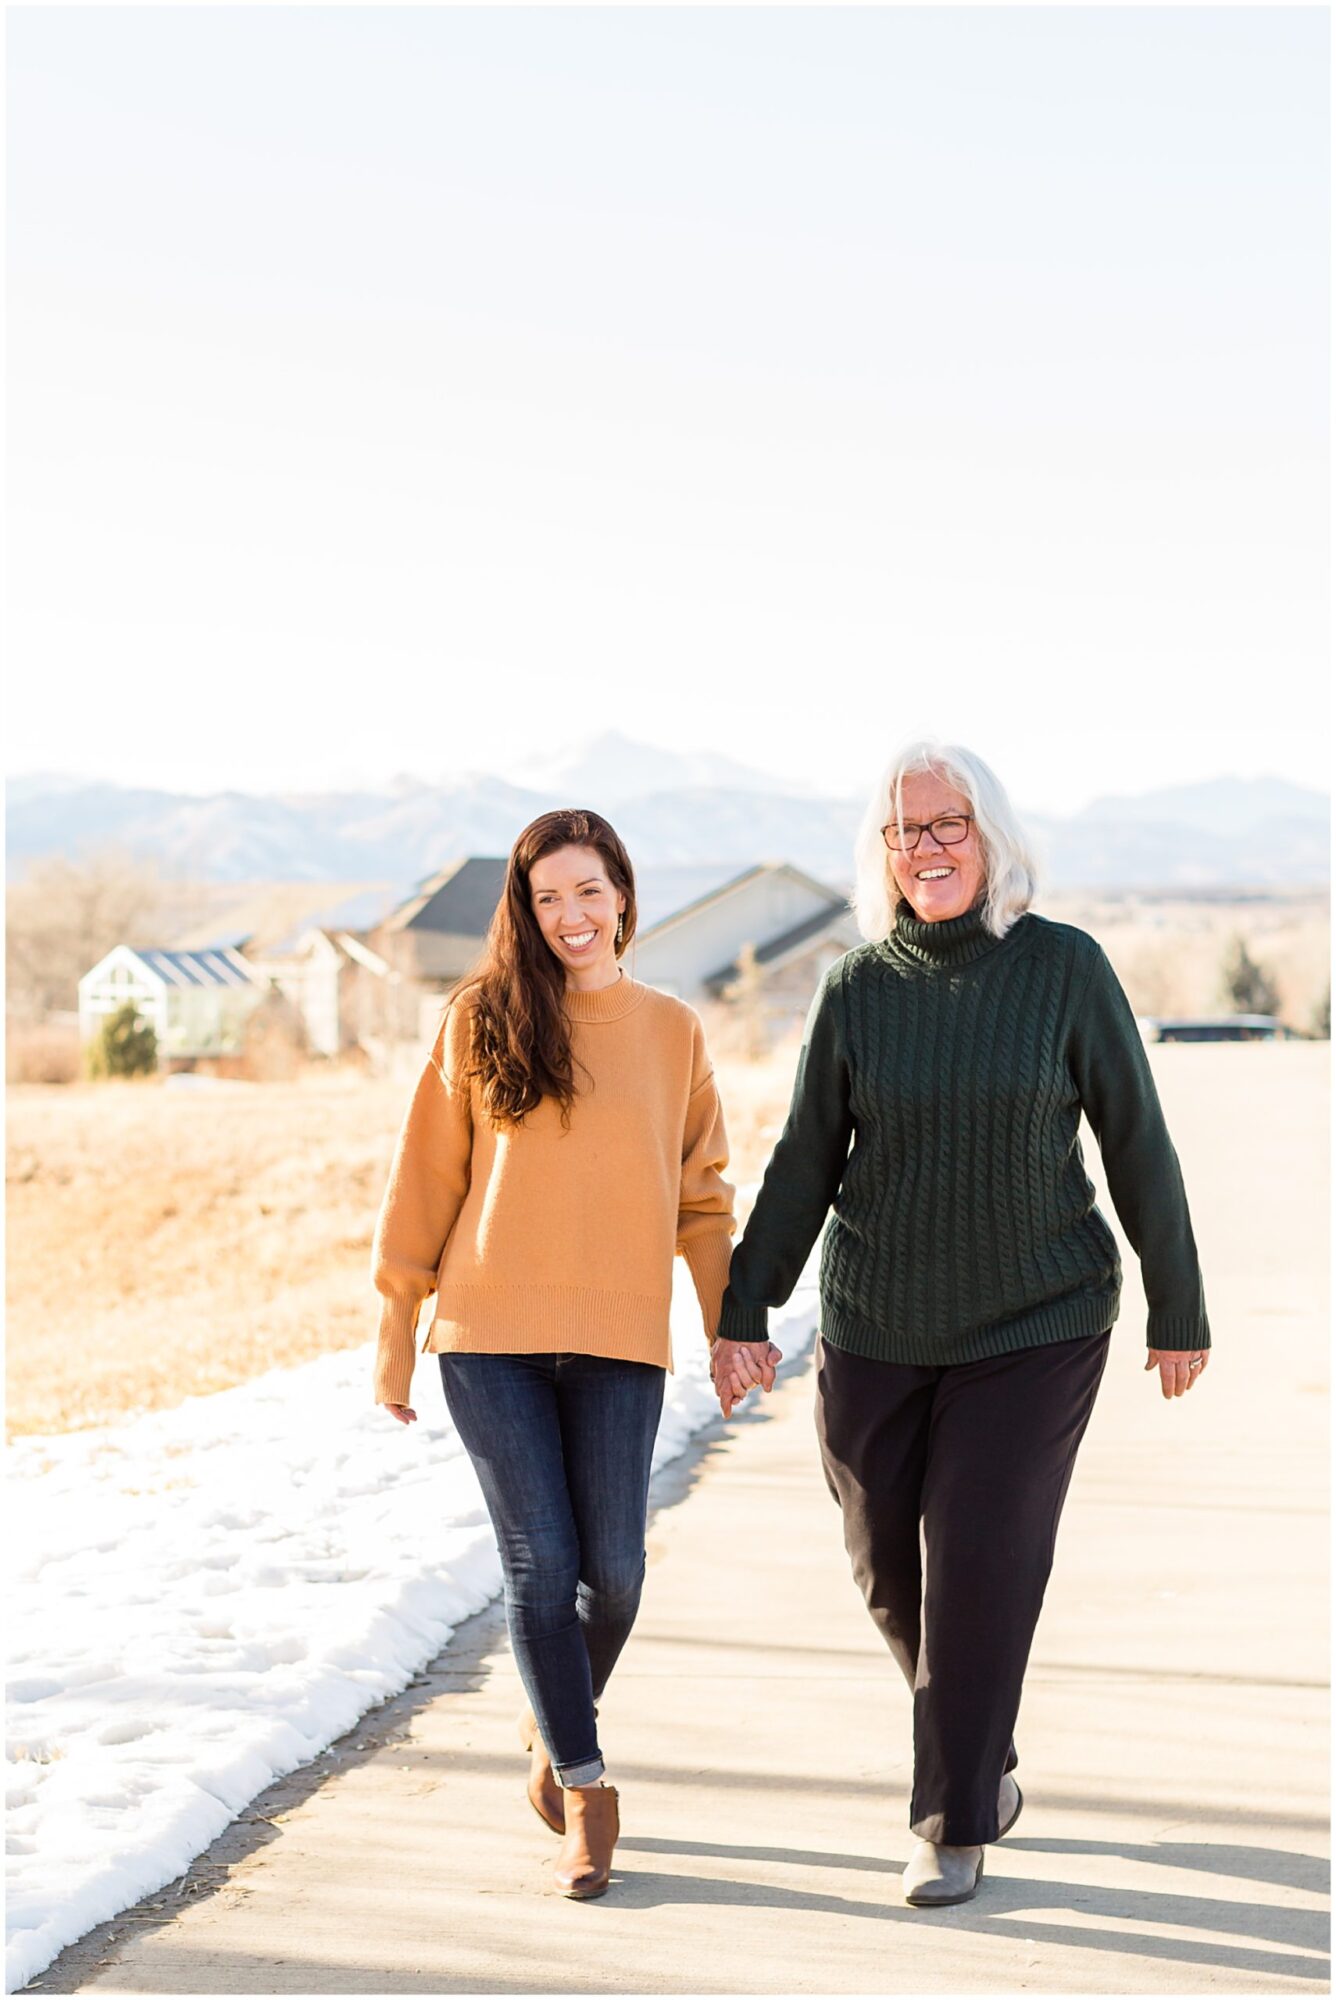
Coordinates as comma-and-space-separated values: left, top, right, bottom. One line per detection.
371, 974, 736, 1405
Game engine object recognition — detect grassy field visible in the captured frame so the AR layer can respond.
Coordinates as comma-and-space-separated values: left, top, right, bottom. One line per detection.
5, 1043, 803, 1438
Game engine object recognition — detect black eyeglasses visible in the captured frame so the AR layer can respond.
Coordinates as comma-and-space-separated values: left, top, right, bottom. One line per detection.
880, 814, 974, 853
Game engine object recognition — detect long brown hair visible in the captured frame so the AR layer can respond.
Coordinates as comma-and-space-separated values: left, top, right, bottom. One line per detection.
460, 809, 638, 1128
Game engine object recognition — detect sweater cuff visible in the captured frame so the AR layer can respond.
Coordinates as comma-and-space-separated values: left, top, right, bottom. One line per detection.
1146, 1312, 1211, 1352
681, 1229, 736, 1344
715, 1290, 771, 1344
374, 1294, 425, 1405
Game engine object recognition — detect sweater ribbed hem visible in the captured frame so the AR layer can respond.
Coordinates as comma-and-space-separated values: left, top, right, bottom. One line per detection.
681, 1229, 736, 1343
715, 1294, 773, 1343
427, 1282, 675, 1371
819, 1283, 1118, 1368
1146, 1312, 1212, 1351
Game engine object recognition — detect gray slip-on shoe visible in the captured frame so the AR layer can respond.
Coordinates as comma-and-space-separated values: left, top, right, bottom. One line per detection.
997, 1771, 1024, 1838
903, 1840, 985, 1907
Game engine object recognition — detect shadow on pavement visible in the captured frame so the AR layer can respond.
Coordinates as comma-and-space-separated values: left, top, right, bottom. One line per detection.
609, 1850, 1329, 1987
621, 1832, 1327, 1896
1003, 1836, 1329, 1893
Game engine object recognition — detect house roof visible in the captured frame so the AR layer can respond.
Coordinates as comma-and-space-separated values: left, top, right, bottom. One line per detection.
170, 884, 400, 955
246, 925, 393, 972
636, 862, 847, 941
380, 858, 509, 937
703, 907, 859, 994
124, 948, 259, 990
332, 931, 392, 976
635, 865, 758, 934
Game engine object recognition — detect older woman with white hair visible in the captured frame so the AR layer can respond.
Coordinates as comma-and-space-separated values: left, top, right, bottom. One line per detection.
710, 740, 1210, 1908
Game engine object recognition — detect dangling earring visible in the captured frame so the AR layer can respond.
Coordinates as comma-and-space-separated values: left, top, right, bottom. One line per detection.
616, 913, 625, 950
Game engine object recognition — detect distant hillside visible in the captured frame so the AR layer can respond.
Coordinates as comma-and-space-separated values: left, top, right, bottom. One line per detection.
6, 756, 1329, 893
1077, 775, 1329, 838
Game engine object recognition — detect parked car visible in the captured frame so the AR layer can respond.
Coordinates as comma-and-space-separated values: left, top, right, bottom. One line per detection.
1143, 1014, 1294, 1044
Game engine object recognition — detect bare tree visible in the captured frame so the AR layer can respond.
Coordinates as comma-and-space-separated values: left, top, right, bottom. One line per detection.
722, 941, 768, 1062
1119, 944, 1175, 1019
240, 983, 309, 1082
6, 849, 168, 1020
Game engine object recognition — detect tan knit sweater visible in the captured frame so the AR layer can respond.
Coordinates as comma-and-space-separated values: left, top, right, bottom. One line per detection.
371, 974, 736, 1405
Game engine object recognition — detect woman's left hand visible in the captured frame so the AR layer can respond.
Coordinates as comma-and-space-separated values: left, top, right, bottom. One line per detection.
1145, 1348, 1210, 1399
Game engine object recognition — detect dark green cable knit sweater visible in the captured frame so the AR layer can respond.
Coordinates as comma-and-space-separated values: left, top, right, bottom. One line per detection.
717, 901, 1209, 1364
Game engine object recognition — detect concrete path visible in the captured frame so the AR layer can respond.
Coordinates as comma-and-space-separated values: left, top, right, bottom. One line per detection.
30, 1047, 1330, 1994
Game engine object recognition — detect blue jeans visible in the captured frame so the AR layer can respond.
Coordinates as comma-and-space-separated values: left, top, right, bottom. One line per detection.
439, 1351, 665, 1787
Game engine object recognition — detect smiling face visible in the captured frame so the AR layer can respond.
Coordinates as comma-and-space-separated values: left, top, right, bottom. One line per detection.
885, 769, 987, 923
528, 844, 628, 990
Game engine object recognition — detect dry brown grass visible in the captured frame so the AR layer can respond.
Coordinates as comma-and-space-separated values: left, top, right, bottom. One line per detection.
5, 1046, 802, 1440
6, 1021, 82, 1085
6, 1073, 401, 1436
1041, 891, 1329, 1028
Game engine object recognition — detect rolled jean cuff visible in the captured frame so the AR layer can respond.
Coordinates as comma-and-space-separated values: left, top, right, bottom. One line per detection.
555, 1755, 605, 1789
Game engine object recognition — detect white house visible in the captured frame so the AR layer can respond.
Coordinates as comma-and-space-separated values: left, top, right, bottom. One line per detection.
629, 863, 859, 1002
244, 927, 398, 1058
77, 946, 262, 1063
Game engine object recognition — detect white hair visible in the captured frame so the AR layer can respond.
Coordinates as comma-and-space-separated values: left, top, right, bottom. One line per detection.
852, 739, 1040, 941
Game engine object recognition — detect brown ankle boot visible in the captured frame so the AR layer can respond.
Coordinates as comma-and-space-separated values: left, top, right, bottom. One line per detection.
517, 1710, 564, 1834
552, 1784, 620, 1899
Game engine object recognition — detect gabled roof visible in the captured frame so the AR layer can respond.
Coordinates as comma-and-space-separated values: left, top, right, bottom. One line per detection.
635, 865, 758, 934
332, 931, 392, 976
380, 858, 509, 937
636, 861, 848, 941
255, 928, 393, 976
170, 884, 398, 955
703, 906, 860, 994
110, 948, 259, 990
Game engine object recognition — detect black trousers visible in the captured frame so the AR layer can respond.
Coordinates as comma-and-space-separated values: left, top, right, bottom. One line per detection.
816, 1330, 1110, 1845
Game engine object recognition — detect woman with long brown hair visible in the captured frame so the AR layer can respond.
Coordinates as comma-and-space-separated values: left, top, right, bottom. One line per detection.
371, 808, 741, 1899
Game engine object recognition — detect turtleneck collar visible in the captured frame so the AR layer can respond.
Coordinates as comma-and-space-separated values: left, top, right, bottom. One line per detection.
563, 970, 648, 1023
889, 898, 1012, 970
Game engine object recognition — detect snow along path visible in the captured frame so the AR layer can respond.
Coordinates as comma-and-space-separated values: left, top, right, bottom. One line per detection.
5, 1268, 817, 1994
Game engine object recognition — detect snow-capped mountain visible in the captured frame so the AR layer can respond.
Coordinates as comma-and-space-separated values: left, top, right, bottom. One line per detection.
6, 749, 1328, 892
508, 731, 819, 805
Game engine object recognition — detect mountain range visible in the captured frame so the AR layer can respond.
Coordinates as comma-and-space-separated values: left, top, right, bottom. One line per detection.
7, 737, 1329, 896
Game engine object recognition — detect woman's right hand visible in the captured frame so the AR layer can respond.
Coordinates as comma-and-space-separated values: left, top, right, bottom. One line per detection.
383, 1403, 417, 1425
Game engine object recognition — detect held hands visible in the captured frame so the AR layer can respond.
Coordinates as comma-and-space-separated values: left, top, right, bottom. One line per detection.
387, 1341, 791, 1428
710, 1337, 783, 1419
1145, 1349, 1210, 1400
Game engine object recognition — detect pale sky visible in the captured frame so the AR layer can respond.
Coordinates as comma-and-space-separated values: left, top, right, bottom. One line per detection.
6, 8, 1329, 816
